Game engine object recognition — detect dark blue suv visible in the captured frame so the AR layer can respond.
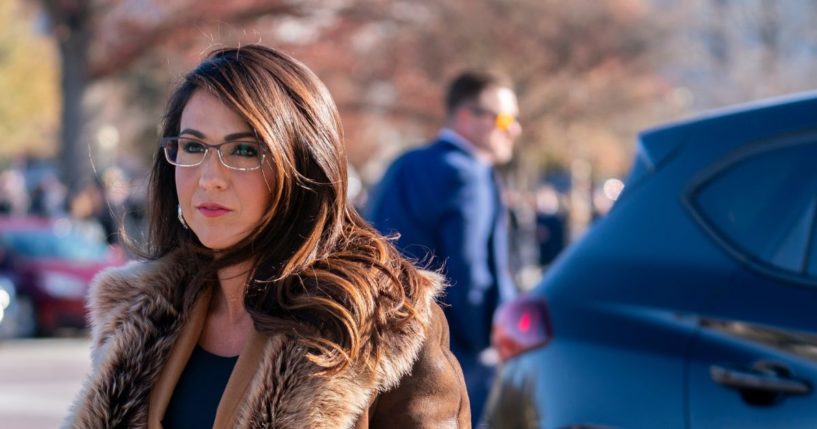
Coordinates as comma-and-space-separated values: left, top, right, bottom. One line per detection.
486, 92, 817, 428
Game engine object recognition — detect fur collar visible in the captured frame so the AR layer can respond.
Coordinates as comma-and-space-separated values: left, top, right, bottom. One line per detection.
64, 250, 444, 428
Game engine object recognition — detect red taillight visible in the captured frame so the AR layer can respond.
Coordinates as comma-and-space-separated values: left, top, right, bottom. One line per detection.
492, 296, 551, 363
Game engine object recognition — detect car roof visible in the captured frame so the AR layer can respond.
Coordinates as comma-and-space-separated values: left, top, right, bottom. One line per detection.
642, 90, 817, 138
633, 90, 817, 172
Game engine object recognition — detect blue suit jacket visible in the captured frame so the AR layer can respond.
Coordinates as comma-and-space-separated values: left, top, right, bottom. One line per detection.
367, 138, 516, 355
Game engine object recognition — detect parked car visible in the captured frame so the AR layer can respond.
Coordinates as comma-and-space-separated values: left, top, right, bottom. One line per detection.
0, 274, 19, 338
0, 217, 125, 336
486, 92, 817, 428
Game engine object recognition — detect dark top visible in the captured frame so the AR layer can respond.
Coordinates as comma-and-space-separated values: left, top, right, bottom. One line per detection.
162, 345, 238, 429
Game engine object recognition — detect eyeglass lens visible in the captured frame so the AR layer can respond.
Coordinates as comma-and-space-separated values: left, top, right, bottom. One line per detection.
164, 138, 263, 170
470, 106, 516, 131
494, 113, 515, 131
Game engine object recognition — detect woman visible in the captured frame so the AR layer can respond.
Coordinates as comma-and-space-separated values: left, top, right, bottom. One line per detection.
64, 45, 470, 428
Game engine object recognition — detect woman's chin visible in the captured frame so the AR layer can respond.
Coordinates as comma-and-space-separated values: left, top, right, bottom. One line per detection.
192, 229, 256, 252
195, 235, 240, 251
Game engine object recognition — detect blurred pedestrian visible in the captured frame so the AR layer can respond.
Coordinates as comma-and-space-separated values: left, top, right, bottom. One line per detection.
535, 183, 568, 267
367, 70, 522, 426
98, 166, 131, 244
64, 45, 469, 428
29, 170, 67, 218
67, 178, 108, 244
0, 168, 29, 215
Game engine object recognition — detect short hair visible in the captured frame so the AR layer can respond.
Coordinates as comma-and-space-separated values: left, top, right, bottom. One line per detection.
445, 70, 512, 115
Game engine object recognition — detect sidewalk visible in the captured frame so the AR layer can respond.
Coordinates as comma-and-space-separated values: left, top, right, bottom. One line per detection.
0, 337, 90, 429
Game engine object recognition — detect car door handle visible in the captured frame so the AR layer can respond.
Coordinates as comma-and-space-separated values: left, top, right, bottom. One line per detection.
710, 364, 811, 395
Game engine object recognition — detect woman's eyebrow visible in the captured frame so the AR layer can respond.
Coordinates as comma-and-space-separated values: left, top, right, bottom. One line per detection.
179, 128, 205, 138
224, 131, 256, 141
178, 129, 255, 141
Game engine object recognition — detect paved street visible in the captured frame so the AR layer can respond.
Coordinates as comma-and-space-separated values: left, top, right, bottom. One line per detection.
0, 337, 91, 429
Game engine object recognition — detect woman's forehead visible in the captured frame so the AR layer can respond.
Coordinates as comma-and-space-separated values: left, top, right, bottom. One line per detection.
180, 90, 254, 138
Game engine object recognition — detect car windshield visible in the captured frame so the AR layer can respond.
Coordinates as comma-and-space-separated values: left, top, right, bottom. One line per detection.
1, 228, 110, 262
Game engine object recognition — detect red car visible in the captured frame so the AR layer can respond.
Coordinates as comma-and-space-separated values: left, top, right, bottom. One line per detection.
0, 217, 126, 336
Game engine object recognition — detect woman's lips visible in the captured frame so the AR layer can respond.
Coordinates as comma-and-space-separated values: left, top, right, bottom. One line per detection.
196, 203, 231, 217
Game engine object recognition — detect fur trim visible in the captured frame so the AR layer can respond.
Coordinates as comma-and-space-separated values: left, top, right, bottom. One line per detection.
65, 251, 202, 428
63, 253, 445, 429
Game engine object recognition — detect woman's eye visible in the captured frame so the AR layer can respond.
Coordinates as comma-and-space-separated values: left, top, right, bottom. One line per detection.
182, 141, 206, 153
232, 143, 259, 157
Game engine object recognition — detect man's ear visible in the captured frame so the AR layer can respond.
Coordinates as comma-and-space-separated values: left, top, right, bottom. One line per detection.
451, 105, 472, 128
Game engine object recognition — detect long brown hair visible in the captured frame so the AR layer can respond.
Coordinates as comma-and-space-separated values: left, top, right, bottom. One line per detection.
145, 45, 430, 373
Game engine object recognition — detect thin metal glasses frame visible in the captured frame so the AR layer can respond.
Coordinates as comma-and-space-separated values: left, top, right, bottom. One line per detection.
160, 137, 267, 172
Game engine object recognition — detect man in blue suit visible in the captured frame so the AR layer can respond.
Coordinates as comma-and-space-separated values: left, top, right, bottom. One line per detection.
367, 71, 521, 426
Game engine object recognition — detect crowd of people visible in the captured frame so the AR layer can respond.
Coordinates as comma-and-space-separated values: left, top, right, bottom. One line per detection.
0, 161, 146, 245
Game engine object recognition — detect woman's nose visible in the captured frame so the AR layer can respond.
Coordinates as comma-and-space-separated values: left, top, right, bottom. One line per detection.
197, 149, 228, 190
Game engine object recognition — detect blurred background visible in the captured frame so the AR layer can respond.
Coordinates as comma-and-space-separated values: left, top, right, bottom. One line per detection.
1, 0, 816, 427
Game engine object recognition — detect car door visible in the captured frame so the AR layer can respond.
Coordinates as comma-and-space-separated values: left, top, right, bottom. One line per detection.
684, 132, 817, 428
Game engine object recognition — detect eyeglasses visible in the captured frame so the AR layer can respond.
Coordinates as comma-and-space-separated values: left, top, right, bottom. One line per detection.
469, 105, 518, 131
160, 137, 266, 171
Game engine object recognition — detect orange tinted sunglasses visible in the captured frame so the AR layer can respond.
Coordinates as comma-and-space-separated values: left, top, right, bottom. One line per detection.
469, 105, 518, 131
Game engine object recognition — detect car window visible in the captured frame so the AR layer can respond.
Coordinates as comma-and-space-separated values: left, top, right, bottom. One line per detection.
690, 137, 817, 280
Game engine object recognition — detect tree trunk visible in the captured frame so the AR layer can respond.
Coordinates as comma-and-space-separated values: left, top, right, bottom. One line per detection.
57, 24, 91, 197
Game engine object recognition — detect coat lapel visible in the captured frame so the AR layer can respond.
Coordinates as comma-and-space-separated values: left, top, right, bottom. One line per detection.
214, 329, 281, 428
147, 286, 212, 428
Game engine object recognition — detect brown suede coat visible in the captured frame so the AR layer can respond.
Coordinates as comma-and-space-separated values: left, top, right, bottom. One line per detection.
63, 251, 470, 428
